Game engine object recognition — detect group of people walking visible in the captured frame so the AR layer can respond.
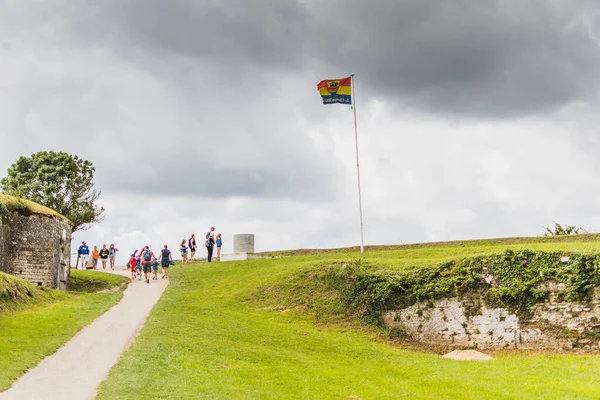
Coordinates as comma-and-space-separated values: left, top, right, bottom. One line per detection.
75, 242, 119, 270
128, 245, 174, 283
180, 227, 222, 264
75, 227, 224, 284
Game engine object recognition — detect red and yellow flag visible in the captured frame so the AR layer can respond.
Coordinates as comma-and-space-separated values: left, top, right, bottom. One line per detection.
317, 76, 352, 105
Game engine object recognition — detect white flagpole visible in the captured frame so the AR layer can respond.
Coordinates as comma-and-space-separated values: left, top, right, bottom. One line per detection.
350, 74, 365, 254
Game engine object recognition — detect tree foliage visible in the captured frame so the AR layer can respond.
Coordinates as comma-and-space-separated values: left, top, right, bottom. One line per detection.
0, 151, 104, 232
542, 222, 589, 236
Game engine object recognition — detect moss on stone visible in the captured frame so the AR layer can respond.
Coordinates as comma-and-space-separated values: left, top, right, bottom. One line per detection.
0, 194, 70, 222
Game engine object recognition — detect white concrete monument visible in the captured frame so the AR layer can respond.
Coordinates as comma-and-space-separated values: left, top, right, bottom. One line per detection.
221, 234, 262, 262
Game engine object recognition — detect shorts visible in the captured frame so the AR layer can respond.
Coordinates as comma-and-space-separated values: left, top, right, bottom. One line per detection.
152, 265, 158, 271
161, 259, 170, 268
109, 254, 116, 259
142, 262, 152, 273
181, 252, 187, 257
100, 257, 108, 261
92, 259, 98, 265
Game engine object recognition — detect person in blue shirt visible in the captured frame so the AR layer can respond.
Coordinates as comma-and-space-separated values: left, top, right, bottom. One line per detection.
216, 233, 222, 260
180, 239, 189, 265
151, 258, 159, 280
77, 241, 90, 270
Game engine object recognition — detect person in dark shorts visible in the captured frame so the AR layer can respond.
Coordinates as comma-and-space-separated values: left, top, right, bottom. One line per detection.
151, 259, 159, 280
188, 234, 197, 260
99, 244, 110, 270
141, 246, 154, 284
135, 249, 142, 280
158, 244, 173, 279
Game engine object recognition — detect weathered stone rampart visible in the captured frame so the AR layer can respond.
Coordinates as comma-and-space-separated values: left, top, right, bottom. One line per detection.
0, 203, 71, 290
384, 283, 600, 351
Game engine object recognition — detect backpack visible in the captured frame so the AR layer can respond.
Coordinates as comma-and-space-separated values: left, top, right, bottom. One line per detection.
144, 250, 152, 261
205, 238, 211, 247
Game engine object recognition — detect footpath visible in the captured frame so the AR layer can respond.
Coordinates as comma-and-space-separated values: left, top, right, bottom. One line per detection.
0, 270, 168, 400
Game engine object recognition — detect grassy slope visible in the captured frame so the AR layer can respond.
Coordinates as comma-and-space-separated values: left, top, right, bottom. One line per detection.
69, 269, 130, 292
98, 235, 600, 400
0, 270, 129, 391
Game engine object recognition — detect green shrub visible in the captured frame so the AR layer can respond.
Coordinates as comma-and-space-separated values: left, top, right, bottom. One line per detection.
319, 250, 600, 325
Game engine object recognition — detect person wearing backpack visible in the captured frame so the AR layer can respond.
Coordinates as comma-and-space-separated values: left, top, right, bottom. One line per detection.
205, 229, 215, 263
206, 227, 215, 241
141, 246, 155, 284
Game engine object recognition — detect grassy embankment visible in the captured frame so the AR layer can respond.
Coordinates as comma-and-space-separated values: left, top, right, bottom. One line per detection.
0, 270, 129, 391
97, 234, 600, 399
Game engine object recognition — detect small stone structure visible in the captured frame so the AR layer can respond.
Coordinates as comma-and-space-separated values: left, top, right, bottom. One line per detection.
233, 234, 255, 253
383, 283, 600, 351
0, 195, 71, 290
221, 234, 263, 262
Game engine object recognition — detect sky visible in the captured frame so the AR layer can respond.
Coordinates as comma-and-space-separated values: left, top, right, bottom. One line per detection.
2, 0, 600, 263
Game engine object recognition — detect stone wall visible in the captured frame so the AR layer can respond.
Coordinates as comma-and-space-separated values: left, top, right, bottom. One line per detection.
383, 283, 600, 351
0, 214, 71, 290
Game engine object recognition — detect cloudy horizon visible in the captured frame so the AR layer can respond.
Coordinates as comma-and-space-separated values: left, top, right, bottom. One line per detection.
2, 0, 600, 262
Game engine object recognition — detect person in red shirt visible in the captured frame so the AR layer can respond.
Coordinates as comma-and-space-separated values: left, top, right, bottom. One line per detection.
129, 250, 138, 280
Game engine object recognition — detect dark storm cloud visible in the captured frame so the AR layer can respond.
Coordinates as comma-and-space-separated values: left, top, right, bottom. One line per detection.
308, 0, 600, 117
82, 0, 600, 118
72, 0, 310, 73
99, 145, 336, 201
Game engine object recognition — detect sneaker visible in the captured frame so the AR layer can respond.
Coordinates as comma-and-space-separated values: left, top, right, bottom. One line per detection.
146, 279, 149, 284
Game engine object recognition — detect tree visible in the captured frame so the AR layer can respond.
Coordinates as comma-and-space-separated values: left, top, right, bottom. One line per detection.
542, 221, 589, 236
0, 151, 104, 232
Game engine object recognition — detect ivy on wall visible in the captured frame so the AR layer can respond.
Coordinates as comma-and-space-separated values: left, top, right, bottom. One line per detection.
321, 250, 600, 325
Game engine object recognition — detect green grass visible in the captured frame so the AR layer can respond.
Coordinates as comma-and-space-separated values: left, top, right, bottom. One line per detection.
97, 235, 600, 399
69, 269, 130, 292
0, 270, 129, 391
1, 272, 44, 311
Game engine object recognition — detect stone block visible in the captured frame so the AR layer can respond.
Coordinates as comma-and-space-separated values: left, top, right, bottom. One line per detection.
220, 252, 263, 262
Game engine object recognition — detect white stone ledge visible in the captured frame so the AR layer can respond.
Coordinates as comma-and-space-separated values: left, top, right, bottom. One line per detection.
220, 252, 263, 262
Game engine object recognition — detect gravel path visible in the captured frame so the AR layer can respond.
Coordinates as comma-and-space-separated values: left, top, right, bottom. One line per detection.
0, 270, 168, 400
